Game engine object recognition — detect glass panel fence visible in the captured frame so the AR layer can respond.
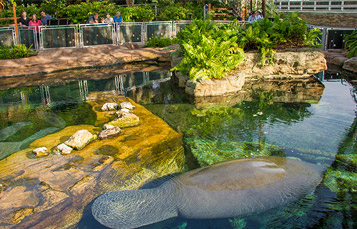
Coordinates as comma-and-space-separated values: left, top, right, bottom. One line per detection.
173, 21, 191, 37
117, 22, 143, 44
80, 24, 114, 47
19, 27, 37, 50
40, 26, 77, 49
145, 22, 172, 41
0, 28, 15, 47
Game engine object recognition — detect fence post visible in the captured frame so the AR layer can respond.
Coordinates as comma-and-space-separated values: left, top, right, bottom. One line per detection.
12, 4, 19, 44
341, 0, 344, 11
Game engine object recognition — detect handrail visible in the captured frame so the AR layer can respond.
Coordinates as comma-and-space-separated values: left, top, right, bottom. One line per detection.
274, 0, 357, 13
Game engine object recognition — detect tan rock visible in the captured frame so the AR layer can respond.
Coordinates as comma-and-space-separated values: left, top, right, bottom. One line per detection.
101, 103, 119, 111
185, 75, 246, 97
343, 57, 357, 73
108, 112, 140, 128
64, 130, 97, 150
120, 101, 135, 110
98, 127, 122, 140
102, 124, 115, 130
53, 143, 73, 155
33, 147, 49, 157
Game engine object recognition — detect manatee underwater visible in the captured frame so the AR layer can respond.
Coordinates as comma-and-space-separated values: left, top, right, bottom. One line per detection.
92, 156, 324, 228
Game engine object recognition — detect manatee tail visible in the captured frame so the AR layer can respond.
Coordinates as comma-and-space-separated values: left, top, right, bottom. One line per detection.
92, 187, 178, 229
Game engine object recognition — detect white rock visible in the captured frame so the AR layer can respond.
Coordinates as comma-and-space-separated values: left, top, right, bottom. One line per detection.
101, 103, 119, 111
33, 147, 49, 157
121, 108, 130, 113
54, 143, 73, 155
103, 124, 115, 130
120, 101, 135, 110
64, 130, 97, 150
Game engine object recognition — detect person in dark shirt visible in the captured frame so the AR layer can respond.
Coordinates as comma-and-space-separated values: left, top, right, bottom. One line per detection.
87, 13, 100, 24
18, 11, 30, 26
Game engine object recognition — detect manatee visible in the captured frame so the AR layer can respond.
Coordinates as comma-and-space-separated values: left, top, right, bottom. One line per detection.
92, 156, 324, 229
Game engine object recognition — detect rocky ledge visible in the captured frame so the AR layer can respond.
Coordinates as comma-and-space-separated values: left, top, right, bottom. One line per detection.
174, 48, 327, 97
324, 49, 357, 73
0, 94, 185, 228
0, 44, 176, 78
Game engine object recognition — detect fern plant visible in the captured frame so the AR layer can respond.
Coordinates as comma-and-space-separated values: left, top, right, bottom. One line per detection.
345, 30, 357, 58
174, 34, 245, 81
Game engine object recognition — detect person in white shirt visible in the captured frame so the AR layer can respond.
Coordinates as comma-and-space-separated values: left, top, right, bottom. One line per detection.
104, 13, 114, 24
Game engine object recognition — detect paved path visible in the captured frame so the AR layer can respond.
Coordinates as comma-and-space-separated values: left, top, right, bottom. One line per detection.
0, 44, 175, 78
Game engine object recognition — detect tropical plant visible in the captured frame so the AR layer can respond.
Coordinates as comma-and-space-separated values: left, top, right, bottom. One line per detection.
174, 27, 245, 81
145, 37, 177, 48
0, 44, 34, 59
345, 30, 357, 58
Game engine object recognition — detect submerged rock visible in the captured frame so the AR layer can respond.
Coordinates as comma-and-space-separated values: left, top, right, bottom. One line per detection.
0, 122, 32, 141
54, 143, 73, 155
0, 98, 185, 228
64, 130, 97, 150
108, 113, 140, 128
98, 127, 122, 140
120, 101, 135, 110
101, 103, 119, 111
343, 56, 357, 73
102, 124, 115, 130
33, 147, 49, 157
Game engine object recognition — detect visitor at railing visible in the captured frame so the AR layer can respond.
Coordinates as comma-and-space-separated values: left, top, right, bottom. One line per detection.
29, 14, 41, 44
104, 13, 114, 25
113, 11, 123, 25
248, 10, 264, 22
18, 11, 30, 27
87, 13, 101, 24
40, 11, 52, 26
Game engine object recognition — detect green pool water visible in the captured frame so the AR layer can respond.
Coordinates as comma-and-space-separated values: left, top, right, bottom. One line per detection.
0, 68, 356, 228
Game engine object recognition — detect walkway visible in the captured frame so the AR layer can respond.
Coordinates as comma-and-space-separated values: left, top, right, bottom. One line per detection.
0, 44, 176, 78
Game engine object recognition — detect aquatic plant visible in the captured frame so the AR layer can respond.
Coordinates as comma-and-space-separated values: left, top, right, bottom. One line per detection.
344, 30, 357, 58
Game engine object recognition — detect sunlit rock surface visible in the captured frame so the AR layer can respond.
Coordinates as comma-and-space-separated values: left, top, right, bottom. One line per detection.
0, 96, 185, 228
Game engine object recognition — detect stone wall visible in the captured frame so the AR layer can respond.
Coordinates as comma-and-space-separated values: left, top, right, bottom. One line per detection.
174, 48, 327, 98
298, 13, 357, 27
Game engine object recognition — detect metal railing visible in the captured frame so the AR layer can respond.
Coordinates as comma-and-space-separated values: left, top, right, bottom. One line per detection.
2, 20, 354, 52
274, 0, 357, 13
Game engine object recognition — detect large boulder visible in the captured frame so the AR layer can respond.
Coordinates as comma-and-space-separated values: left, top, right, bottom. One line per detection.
185, 75, 246, 97
343, 57, 357, 73
0, 98, 185, 228
64, 130, 97, 150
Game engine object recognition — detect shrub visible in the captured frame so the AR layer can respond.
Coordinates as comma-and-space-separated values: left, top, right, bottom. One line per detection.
345, 30, 357, 58
174, 14, 321, 81
145, 37, 178, 48
174, 20, 245, 81
0, 44, 34, 60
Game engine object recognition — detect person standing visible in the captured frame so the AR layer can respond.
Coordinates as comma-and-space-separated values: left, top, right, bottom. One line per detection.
40, 11, 52, 25
113, 11, 123, 25
29, 14, 42, 46
104, 13, 114, 24
18, 11, 30, 26
87, 13, 100, 24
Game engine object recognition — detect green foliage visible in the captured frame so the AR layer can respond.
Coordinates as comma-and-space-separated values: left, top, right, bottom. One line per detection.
174, 14, 321, 81
158, 2, 203, 21
0, 44, 34, 60
345, 30, 357, 58
145, 37, 177, 48
174, 20, 244, 81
